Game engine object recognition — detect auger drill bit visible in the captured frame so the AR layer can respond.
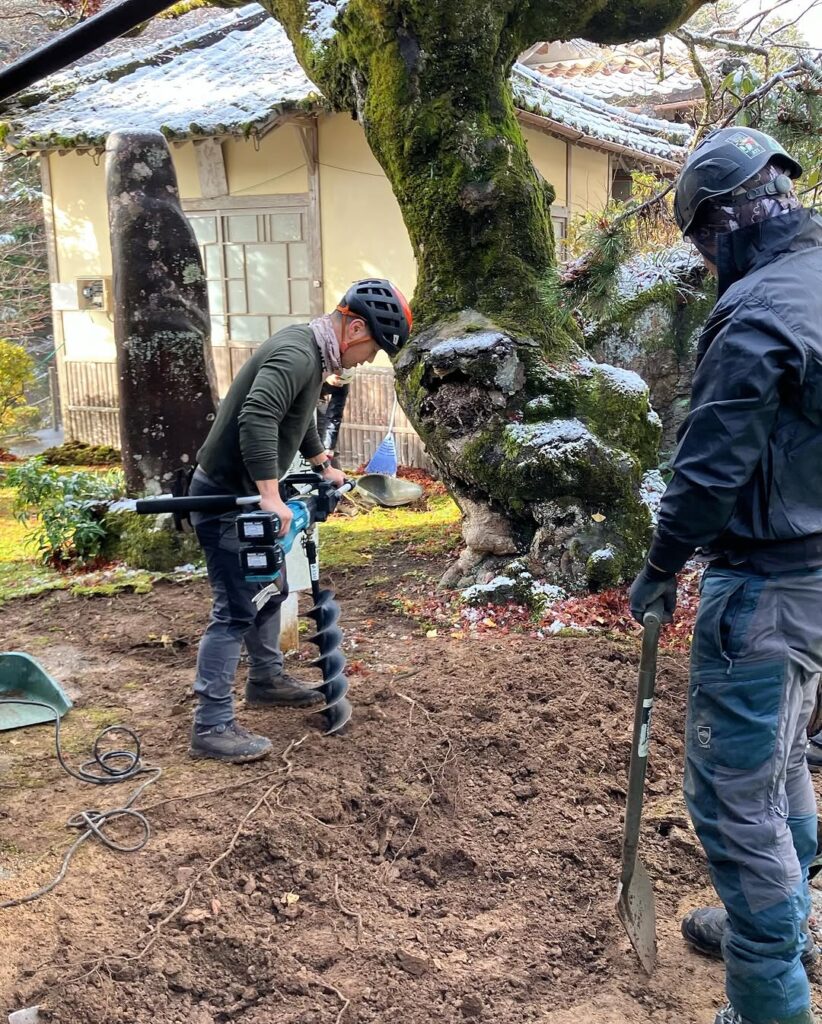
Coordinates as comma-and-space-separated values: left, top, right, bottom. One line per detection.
304, 587, 352, 733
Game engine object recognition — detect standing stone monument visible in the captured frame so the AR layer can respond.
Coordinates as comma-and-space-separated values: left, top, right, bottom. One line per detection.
106, 130, 218, 494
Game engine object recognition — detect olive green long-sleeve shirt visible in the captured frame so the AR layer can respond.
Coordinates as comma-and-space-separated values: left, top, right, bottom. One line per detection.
196, 324, 325, 495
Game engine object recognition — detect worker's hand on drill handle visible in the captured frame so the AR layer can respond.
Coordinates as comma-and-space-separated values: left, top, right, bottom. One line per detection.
257, 479, 293, 538
306, 451, 347, 490
321, 464, 346, 489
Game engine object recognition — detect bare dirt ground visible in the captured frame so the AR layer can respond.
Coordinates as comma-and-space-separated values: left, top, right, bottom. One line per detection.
0, 546, 819, 1023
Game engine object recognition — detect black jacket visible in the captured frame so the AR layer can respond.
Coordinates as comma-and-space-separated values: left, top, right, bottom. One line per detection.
649, 208, 822, 574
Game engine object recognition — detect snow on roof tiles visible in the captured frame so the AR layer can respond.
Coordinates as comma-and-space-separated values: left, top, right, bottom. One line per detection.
2, 6, 320, 149
2, 4, 692, 165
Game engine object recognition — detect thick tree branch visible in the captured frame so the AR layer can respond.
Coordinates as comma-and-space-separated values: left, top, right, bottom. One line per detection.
679, 33, 717, 131
674, 26, 768, 56
522, 0, 712, 49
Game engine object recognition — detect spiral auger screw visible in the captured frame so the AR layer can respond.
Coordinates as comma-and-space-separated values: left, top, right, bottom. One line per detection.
303, 536, 352, 734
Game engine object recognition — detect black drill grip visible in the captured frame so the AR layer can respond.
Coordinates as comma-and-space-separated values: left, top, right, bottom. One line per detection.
134, 494, 260, 515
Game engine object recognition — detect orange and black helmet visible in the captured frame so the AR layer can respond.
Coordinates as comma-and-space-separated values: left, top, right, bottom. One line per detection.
337, 279, 413, 357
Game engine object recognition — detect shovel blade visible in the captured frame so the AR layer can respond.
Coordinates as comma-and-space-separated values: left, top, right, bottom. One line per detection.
616, 858, 657, 974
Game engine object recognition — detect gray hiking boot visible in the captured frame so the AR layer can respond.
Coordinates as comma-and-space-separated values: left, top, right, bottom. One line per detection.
715, 1005, 815, 1024
683, 907, 818, 967
806, 734, 822, 772
189, 721, 272, 763
245, 672, 324, 709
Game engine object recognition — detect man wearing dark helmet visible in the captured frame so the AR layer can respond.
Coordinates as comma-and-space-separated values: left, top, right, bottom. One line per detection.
629, 126, 822, 1024
188, 278, 412, 763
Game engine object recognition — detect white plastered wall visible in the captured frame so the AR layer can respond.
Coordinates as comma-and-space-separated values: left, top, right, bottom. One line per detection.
569, 144, 610, 215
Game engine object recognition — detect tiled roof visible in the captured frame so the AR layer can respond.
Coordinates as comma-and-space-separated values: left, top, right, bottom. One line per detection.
511, 65, 692, 165
1, 5, 692, 166
522, 39, 702, 111
532, 60, 702, 109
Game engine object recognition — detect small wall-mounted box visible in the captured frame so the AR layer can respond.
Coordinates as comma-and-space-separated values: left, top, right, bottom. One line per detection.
76, 277, 111, 312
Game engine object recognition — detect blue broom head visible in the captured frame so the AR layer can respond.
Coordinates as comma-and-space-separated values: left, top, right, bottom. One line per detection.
365, 433, 398, 476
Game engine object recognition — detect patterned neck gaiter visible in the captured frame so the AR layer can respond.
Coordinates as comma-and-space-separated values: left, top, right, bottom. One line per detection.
688, 162, 803, 261
310, 314, 342, 375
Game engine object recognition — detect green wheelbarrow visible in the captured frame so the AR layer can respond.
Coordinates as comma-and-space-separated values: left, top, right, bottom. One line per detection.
0, 652, 72, 731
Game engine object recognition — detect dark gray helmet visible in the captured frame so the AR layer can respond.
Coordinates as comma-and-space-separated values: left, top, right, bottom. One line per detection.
337, 279, 413, 357
674, 127, 803, 235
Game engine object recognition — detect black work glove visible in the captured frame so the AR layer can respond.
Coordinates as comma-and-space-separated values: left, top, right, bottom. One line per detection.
629, 563, 677, 624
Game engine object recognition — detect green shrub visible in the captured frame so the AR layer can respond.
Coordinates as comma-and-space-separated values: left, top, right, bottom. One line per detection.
5, 457, 124, 565
0, 339, 39, 442
102, 510, 202, 572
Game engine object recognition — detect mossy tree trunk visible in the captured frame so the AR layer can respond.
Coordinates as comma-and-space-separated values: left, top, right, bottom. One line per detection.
259, 0, 707, 589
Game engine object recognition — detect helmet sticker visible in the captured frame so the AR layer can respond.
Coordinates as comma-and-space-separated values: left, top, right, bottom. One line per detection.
728, 132, 766, 158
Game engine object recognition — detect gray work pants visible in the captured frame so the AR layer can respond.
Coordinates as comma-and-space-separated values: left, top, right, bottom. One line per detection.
190, 471, 287, 728
685, 567, 822, 1022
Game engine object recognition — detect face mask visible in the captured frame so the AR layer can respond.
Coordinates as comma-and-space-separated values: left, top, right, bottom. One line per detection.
687, 162, 802, 259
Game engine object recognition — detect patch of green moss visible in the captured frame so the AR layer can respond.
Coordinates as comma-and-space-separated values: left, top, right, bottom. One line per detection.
41, 440, 121, 466
585, 549, 622, 591
461, 418, 639, 509
70, 573, 154, 598
586, 277, 715, 362
523, 361, 660, 471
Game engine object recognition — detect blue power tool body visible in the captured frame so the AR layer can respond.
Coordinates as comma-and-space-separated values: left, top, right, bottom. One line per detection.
238, 497, 316, 583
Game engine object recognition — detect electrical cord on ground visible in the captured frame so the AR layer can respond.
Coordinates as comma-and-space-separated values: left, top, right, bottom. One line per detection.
0, 699, 161, 908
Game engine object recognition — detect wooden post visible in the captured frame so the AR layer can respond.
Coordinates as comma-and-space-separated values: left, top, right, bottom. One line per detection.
194, 139, 228, 200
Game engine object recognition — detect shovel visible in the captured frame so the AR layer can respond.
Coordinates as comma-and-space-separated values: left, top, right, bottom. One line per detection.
616, 599, 664, 974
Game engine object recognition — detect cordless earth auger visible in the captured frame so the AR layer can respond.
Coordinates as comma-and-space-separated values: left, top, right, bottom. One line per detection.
120, 473, 354, 734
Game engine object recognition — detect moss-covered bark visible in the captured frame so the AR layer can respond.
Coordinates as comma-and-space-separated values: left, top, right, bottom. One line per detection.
256, 0, 709, 587
392, 313, 660, 588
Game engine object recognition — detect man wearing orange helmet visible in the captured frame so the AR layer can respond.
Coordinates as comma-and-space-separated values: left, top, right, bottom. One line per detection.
189, 279, 412, 763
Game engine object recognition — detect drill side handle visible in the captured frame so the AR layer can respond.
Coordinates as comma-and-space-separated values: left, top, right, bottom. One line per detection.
133, 494, 261, 515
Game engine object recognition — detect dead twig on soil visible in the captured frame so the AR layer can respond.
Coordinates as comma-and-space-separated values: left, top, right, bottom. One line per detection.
333, 873, 364, 945
282, 804, 365, 831
389, 692, 457, 864
390, 669, 420, 683
305, 972, 351, 1024
139, 765, 292, 813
